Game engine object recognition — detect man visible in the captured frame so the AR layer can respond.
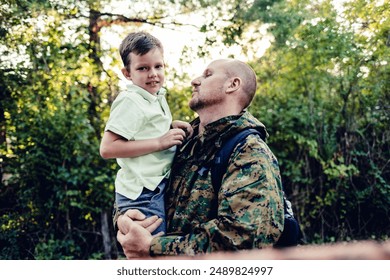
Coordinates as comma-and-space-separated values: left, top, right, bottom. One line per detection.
116, 59, 284, 258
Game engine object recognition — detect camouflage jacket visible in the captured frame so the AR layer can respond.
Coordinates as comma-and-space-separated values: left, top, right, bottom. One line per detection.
150, 111, 284, 256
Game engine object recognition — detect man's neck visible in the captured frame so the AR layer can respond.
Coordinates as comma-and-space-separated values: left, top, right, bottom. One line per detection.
198, 110, 223, 134
198, 107, 243, 134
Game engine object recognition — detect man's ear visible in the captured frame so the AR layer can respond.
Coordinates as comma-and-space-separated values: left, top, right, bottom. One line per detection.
121, 67, 132, 80
226, 77, 241, 94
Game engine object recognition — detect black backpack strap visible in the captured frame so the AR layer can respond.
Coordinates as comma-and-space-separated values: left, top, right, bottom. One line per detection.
211, 128, 262, 193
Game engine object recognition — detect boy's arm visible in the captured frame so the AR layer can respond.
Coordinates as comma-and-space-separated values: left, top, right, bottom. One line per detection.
100, 129, 187, 159
100, 130, 159, 159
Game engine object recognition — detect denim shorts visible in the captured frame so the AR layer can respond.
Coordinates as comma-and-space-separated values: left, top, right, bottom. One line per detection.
115, 179, 166, 235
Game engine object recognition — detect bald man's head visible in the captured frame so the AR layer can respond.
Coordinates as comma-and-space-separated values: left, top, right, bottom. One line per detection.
224, 59, 257, 108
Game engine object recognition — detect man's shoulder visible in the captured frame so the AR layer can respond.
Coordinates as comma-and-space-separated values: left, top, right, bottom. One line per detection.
230, 133, 278, 168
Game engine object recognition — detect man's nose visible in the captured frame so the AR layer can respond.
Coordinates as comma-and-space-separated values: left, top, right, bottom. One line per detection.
191, 77, 201, 86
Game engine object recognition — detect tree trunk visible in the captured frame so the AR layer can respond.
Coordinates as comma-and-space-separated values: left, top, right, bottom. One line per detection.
101, 210, 112, 259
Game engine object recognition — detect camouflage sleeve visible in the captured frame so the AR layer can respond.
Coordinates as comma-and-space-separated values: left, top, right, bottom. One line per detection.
150, 134, 284, 256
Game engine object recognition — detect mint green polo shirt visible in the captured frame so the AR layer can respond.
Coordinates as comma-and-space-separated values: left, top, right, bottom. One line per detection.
105, 84, 175, 200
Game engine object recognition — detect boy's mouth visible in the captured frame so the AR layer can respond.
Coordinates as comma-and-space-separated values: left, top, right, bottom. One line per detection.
146, 81, 159, 86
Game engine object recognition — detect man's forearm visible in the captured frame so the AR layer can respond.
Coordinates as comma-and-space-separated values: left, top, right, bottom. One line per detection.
149, 213, 281, 256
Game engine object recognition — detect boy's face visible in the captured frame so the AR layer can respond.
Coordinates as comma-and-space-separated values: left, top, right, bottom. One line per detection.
122, 48, 165, 95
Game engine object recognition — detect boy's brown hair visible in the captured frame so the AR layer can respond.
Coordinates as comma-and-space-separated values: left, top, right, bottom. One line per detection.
119, 31, 164, 71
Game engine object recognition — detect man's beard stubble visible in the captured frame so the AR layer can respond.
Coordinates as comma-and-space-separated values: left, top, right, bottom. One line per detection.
189, 93, 223, 112
188, 96, 203, 112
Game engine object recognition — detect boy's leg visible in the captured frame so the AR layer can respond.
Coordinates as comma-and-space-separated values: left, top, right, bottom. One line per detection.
145, 179, 166, 234
115, 179, 166, 235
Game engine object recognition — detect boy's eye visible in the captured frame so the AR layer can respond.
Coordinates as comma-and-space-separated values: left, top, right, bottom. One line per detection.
137, 67, 148, 71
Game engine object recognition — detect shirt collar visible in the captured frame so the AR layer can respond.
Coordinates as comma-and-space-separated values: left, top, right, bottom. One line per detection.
126, 84, 166, 103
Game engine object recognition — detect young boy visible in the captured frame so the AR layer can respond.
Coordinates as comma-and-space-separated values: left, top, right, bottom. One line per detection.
100, 31, 192, 235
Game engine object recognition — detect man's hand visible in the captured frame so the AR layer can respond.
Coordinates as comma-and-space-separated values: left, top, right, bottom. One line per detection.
117, 209, 163, 259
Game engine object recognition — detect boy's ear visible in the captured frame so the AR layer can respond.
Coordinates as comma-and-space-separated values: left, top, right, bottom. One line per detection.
226, 77, 241, 94
121, 68, 131, 80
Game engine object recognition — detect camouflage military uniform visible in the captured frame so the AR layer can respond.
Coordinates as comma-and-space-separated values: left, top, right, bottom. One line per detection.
149, 111, 284, 256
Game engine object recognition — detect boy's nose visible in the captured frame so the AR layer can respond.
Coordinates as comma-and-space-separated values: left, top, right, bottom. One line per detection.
149, 69, 157, 77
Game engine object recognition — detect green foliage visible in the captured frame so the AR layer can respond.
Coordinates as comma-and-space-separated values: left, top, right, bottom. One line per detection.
34, 236, 80, 260
1, 0, 117, 259
166, 86, 197, 122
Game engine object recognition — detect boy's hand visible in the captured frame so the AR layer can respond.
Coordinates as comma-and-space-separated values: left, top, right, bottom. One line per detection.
171, 120, 194, 138
158, 128, 187, 150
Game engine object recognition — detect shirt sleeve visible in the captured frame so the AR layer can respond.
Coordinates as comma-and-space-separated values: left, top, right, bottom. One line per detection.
150, 134, 285, 256
105, 93, 144, 140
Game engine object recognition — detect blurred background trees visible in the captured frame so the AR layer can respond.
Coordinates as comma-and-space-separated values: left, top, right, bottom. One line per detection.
0, 0, 388, 259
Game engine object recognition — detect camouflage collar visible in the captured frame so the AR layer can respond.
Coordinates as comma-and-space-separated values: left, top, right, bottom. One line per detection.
177, 110, 268, 164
